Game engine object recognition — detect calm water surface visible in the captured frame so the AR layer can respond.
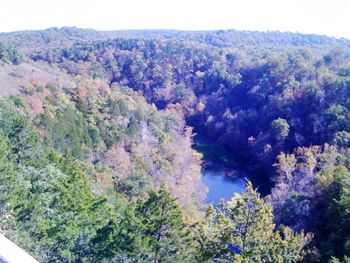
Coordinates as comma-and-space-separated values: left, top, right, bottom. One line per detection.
194, 135, 247, 204
201, 169, 246, 204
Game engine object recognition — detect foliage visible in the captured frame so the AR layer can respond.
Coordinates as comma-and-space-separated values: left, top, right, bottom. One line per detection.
0, 42, 22, 64
24, 79, 204, 211
28, 34, 350, 177
1, 27, 350, 262
134, 185, 194, 262
0, 100, 117, 261
270, 118, 290, 142
271, 145, 350, 261
194, 181, 309, 262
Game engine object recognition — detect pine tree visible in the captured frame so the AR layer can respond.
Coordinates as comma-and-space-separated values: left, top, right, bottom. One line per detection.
135, 185, 193, 262
0, 131, 15, 227
320, 166, 350, 261
194, 181, 309, 262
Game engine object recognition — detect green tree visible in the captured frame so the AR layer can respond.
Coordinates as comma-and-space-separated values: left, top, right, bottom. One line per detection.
270, 118, 290, 142
194, 181, 309, 262
332, 131, 350, 148
135, 185, 193, 262
0, 131, 15, 223
320, 166, 350, 261
0, 42, 22, 64
11, 158, 114, 262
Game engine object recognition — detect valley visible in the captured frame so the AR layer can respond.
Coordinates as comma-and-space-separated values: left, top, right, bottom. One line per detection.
0, 27, 349, 262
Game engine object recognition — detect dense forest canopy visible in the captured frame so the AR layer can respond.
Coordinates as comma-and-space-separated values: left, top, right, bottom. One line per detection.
0, 27, 350, 262
1, 27, 350, 51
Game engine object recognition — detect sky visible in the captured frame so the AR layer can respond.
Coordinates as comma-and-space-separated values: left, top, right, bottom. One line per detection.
1, 0, 349, 39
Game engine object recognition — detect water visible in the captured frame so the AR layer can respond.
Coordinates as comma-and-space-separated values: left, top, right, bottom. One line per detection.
201, 168, 246, 204
193, 135, 247, 204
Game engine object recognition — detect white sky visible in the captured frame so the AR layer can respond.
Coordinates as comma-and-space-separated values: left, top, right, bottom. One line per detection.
1, 0, 349, 39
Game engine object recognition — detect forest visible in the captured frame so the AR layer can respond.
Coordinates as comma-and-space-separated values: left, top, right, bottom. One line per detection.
0, 27, 350, 262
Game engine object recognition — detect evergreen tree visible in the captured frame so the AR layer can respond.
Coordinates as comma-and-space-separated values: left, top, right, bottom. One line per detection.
320, 166, 350, 261
194, 181, 309, 262
135, 185, 193, 262
0, 131, 15, 225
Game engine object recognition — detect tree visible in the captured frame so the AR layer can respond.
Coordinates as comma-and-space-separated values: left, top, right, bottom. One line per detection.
273, 152, 297, 183
320, 166, 350, 261
11, 158, 114, 262
0, 42, 22, 64
332, 131, 350, 148
270, 118, 290, 142
135, 185, 193, 262
0, 131, 15, 225
194, 181, 309, 262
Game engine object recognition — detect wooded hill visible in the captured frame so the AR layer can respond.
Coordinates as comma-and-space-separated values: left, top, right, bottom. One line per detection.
0, 27, 350, 262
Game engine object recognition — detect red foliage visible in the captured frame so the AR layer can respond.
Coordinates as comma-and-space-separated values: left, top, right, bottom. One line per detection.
28, 77, 41, 87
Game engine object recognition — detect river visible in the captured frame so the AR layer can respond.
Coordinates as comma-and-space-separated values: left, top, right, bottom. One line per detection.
194, 135, 268, 204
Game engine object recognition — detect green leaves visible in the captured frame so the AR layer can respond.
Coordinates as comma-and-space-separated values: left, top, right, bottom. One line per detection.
10, 162, 113, 261
270, 118, 290, 142
134, 185, 194, 262
194, 181, 308, 262
0, 101, 311, 262
321, 166, 350, 261
0, 42, 22, 64
0, 100, 115, 262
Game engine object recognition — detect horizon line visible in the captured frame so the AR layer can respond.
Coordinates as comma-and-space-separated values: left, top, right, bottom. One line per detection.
1, 26, 349, 41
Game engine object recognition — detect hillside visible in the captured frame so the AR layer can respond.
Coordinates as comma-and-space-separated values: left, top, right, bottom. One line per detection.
0, 27, 350, 262
2, 26, 350, 51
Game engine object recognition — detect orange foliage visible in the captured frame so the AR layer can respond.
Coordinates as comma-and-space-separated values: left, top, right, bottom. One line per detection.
73, 85, 87, 102
26, 95, 44, 115
94, 80, 110, 97
96, 172, 114, 187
